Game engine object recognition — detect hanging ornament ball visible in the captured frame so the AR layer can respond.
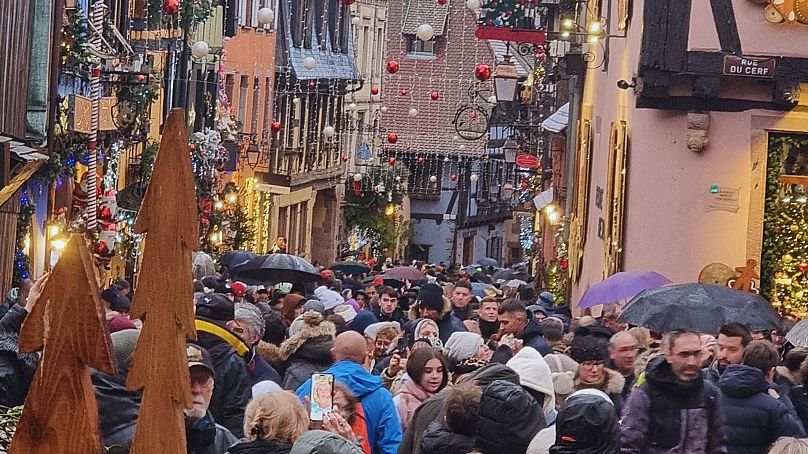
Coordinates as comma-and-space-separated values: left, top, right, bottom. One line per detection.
191, 41, 210, 59
400, 89, 408, 96
475, 64, 492, 81
386, 60, 400, 74
450, 174, 458, 181
302, 57, 316, 70
444, 156, 450, 162
341, 156, 349, 162
417, 156, 425, 164
371, 86, 380, 95
388, 157, 397, 166
380, 106, 388, 113
791, 224, 800, 232
136, 74, 146, 82
784, 254, 794, 263
470, 174, 479, 183
459, 144, 466, 150
308, 80, 316, 89
94, 241, 110, 256
189, 143, 196, 152
347, 102, 358, 111
351, 16, 360, 25
162, 0, 180, 14
323, 125, 336, 137
452, 135, 459, 141
430, 175, 438, 183
341, 0, 356, 4
271, 121, 282, 132
257, 7, 275, 25
408, 108, 418, 117
465, 0, 480, 9
438, 0, 447, 4
416, 24, 435, 41
801, 261, 808, 273
292, 97, 300, 104
396, 176, 402, 182
387, 132, 399, 144
353, 173, 363, 182
430, 91, 440, 101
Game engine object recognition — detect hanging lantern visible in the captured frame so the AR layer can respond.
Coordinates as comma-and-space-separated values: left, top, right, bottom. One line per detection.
465, 0, 480, 9
371, 86, 380, 95
470, 174, 479, 183
429, 175, 438, 183
323, 125, 336, 137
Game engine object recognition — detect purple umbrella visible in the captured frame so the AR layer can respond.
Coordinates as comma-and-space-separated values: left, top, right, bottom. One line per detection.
578, 271, 671, 309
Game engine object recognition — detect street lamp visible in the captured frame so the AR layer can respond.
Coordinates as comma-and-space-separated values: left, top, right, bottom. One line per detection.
245, 142, 260, 169
493, 56, 519, 103
502, 138, 518, 163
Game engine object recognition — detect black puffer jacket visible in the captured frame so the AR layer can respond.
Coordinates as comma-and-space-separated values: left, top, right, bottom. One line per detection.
420, 421, 477, 454
518, 318, 551, 356
476, 380, 546, 454
282, 336, 334, 390
92, 368, 140, 450
550, 393, 619, 454
718, 364, 805, 454
227, 440, 293, 454
196, 326, 252, 438
0, 330, 37, 407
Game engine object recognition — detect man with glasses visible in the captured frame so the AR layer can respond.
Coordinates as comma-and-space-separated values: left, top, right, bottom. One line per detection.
186, 343, 239, 454
621, 329, 724, 454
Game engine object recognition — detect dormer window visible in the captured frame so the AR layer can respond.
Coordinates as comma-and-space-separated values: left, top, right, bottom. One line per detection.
406, 36, 436, 58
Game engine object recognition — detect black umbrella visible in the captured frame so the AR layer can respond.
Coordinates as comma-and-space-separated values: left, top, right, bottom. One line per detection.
618, 283, 781, 334
331, 261, 370, 276
231, 254, 320, 284
478, 257, 499, 268
492, 268, 531, 282
219, 250, 257, 270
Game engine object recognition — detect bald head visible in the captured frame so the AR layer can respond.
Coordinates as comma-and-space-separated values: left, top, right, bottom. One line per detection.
332, 331, 368, 364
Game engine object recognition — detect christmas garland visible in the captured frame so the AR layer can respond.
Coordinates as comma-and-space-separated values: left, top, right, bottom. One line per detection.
60, 7, 94, 73
12, 195, 35, 286
146, 0, 214, 30
343, 167, 407, 254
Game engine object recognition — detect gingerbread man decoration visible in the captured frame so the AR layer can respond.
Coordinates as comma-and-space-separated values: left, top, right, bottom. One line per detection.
732, 259, 760, 293
749, 0, 808, 24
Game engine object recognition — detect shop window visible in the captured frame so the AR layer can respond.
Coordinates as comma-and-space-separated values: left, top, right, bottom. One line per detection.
762, 133, 808, 317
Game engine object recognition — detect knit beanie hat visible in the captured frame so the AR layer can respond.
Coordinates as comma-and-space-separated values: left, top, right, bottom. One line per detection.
111, 328, 140, 370
445, 332, 484, 363
348, 310, 378, 335
568, 326, 611, 363
418, 283, 444, 311
334, 304, 358, 323
302, 299, 326, 315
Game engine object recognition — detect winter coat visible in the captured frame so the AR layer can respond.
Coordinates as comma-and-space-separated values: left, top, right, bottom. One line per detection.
476, 380, 546, 454
278, 312, 336, 391
507, 348, 557, 454
549, 392, 619, 454
393, 373, 436, 432
573, 368, 625, 416
290, 430, 365, 454
297, 360, 402, 454
420, 421, 477, 454
789, 382, 808, 430
0, 304, 26, 334
246, 348, 282, 386
0, 331, 37, 407
187, 412, 239, 454
519, 318, 552, 356
702, 360, 722, 387
93, 368, 140, 450
227, 440, 293, 454
195, 322, 253, 438
620, 356, 724, 454
718, 364, 805, 454
398, 362, 520, 454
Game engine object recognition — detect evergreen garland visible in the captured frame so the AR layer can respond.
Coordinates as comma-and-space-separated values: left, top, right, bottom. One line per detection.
61, 7, 93, 72
478, 0, 527, 27
343, 166, 406, 255
13, 194, 35, 286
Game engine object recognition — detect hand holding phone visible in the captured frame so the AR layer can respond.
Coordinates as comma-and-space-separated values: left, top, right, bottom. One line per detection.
309, 373, 334, 421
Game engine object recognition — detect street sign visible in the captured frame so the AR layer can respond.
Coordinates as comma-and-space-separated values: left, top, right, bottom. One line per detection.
723, 55, 775, 78
515, 153, 540, 169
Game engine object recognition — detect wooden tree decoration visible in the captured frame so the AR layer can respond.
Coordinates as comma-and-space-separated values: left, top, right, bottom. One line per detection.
11, 234, 115, 453
127, 109, 200, 453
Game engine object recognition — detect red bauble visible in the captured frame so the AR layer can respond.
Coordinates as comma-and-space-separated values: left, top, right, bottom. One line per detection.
386, 60, 400, 74
341, 0, 356, 4
189, 143, 196, 152
400, 89, 408, 96
341, 156, 349, 162
486, 18, 494, 25
271, 121, 282, 132
94, 241, 110, 256
450, 174, 457, 181
430, 91, 440, 101
417, 156, 425, 164
371, 86, 380, 95
388, 157, 397, 166
560, 258, 569, 270
308, 81, 316, 89
99, 206, 112, 221
162, 0, 179, 14
475, 64, 492, 81
387, 132, 398, 144
136, 74, 146, 82
801, 261, 808, 273
438, 0, 447, 4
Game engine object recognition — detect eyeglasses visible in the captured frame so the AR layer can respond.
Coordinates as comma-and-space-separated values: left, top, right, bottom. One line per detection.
580, 360, 605, 368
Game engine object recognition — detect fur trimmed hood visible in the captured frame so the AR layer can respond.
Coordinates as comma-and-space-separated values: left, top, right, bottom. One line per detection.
278, 312, 336, 361
408, 295, 452, 321
574, 367, 625, 396
0, 331, 37, 373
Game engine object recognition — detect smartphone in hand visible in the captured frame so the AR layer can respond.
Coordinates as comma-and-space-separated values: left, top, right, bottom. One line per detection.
309, 373, 335, 421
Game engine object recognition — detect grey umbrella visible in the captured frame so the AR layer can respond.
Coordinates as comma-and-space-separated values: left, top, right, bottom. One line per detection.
618, 283, 781, 334
786, 320, 808, 347
231, 254, 321, 284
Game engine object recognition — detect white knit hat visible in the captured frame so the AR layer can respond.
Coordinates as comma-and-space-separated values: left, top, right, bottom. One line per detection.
364, 322, 401, 340
334, 304, 358, 323
314, 286, 344, 311
444, 332, 484, 363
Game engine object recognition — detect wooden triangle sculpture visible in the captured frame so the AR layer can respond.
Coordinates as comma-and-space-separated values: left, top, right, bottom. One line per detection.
10, 234, 115, 453
127, 108, 200, 453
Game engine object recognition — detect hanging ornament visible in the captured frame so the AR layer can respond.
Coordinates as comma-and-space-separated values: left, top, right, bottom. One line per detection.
341, 156, 349, 162
459, 144, 466, 150
429, 175, 438, 183
347, 102, 358, 111
387, 132, 399, 144
302, 57, 316, 70
353, 173, 363, 182
271, 121, 282, 132
417, 156, 425, 164
386, 60, 400, 74
450, 174, 458, 182
452, 135, 459, 141
94, 241, 110, 257
438, 0, 447, 4
388, 157, 397, 166
323, 125, 336, 137
136, 74, 146, 82
475, 64, 492, 81
189, 143, 196, 152
308, 80, 316, 89
416, 24, 435, 41
162, 0, 179, 14
801, 262, 808, 273
444, 157, 450, 162
465, 0, 480, 9
470, 174, 479, 183
400, 89, 408, 96
408, 108, 418, 117
371, 86, 380, 95
257, 7, 275, 25
341, 0, 356, 4
430, 91, 440, 101
380, 106, 388, 113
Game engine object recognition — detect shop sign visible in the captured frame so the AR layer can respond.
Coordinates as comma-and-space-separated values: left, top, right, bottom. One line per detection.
515, 153, 540, 169
723, 56, 775, 78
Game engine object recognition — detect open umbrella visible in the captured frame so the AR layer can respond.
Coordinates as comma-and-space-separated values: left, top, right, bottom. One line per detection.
786, 320, 808, 347
382, 266, 427, 283
471, 282, 494, 298
331, 261, 370, 276
493, 268, 531, 282
578, 271, 671, 309
192, 252, 216, 279
618, 283, 781, 334
219, 250, 257, 270
231, 254, 320, 284
478, 257, 500, 268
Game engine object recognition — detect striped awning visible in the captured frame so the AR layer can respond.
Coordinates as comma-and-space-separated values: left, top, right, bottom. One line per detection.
541, 102, 569, 133
402, 0, 449, 36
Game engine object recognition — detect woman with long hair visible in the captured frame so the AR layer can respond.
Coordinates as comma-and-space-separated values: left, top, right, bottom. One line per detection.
393, 348, 449, 431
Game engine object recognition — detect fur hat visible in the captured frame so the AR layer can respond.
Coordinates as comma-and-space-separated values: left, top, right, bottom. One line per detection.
569, 326, 611, 363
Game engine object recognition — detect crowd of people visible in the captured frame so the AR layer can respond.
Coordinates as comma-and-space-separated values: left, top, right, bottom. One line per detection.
4, 261, 808, 454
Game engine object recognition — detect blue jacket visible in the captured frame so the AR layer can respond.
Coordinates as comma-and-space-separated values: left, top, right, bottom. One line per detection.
296, 360, 402, 454
718, 364, 806, 454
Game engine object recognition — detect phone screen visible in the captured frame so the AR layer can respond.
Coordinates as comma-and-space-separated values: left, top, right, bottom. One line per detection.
309, 373, 334, 421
